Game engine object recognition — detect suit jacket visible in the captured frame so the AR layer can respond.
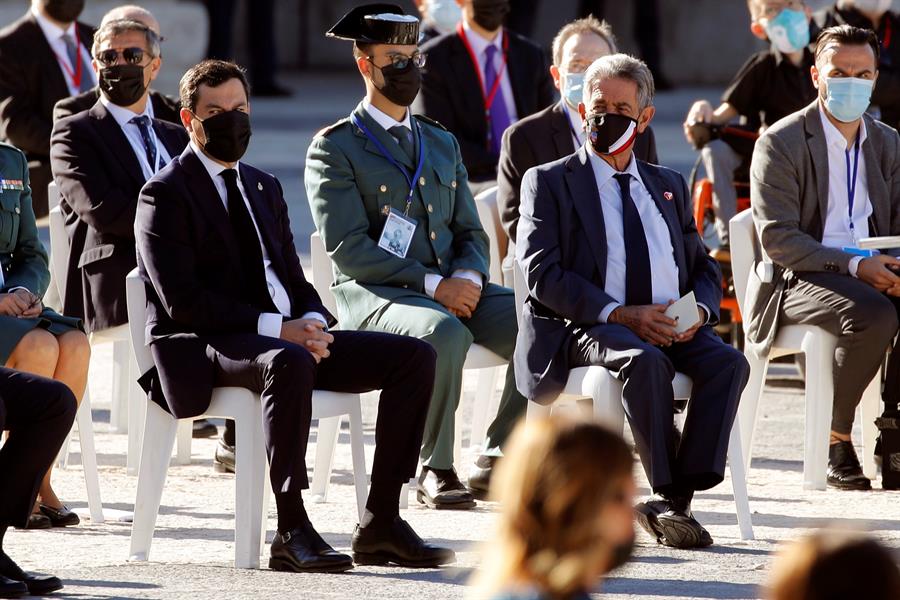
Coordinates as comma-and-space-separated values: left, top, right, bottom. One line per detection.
0, 13, 94, 214
136, 146, 334, 418
515, 147, 722, 403
50, 100, 189, 332
747, 100, 900, 357
53, 89, 182, 124
498, 100, 659, 242
305, 102, 492, 330
413, 28, 556, 182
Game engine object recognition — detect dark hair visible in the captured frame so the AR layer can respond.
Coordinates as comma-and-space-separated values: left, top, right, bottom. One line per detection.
814, 25, 881, 64
179, 59, 250, 113
353, 42, 374, 59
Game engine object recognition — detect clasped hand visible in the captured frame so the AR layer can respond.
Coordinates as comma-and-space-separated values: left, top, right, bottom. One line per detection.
0, 289, 42, 318
280, 318, 334, 363
609, 301, 703, 347
858, 255, 900, 296
435, 277, 481, 319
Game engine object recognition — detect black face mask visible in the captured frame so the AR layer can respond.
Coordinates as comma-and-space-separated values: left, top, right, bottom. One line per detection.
585, 112, 639, 156
42, 0, 85, 23
472, 0, 510, 31
197, 110, 252, 163
99, 65, 148, 107
371, 61, 422, 107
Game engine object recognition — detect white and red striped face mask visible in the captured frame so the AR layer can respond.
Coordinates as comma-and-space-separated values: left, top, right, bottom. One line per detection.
585, 112, 638, 156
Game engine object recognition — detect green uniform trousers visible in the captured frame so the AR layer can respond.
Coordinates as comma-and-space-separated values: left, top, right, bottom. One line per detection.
360, 283, 525, 469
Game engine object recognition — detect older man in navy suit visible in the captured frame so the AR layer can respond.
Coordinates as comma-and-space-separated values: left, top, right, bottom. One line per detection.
516, 54, 749, 550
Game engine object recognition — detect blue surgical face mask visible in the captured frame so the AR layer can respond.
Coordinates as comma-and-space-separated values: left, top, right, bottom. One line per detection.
823, 76, 875, 123
426, 0, 462, 35
562, 72, 585, 110
762, 8, 810, 54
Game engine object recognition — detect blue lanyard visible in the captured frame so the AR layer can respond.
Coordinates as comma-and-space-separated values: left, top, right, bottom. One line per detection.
351, 114, 425, 216
845, 135, 861, 237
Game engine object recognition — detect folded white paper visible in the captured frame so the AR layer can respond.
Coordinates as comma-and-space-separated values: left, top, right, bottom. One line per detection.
665, 291, 700, 334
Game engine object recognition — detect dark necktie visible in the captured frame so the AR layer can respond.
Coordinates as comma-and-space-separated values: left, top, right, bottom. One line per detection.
613, 173, 652, 306
484, 44, 511, 157
388, 124, 415, 163
220, 169, 276, 312
130, 116, 159, 173
62, 33, 93, 92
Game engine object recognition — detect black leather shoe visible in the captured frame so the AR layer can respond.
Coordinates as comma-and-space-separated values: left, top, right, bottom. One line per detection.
417, 467, 476, 509
467, 457, 497, 500
656, 495, 713, 549
634, 495, 669, 543
269, 522, 353, 573
827, 441, 872, 490
351, 516, 456, 568
39, 504, 79, 527
213, 440, 235, 474
0, 551, 63, 596
192, 419, 218, 439
0, 575, 26, 599
20, 514, 51, 530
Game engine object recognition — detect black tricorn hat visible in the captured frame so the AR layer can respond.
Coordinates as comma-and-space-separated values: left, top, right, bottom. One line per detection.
326, 3, 421, 45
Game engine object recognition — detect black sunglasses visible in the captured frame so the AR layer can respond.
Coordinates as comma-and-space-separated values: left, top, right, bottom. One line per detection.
96, 47, 150, 67
367, 52, 426, 71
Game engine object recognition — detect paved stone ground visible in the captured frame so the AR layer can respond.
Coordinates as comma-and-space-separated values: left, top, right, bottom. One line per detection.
16, 75, 900, 599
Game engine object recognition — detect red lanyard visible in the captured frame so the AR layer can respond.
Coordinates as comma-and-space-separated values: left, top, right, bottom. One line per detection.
884, 18, 892, 51
457, 23, 509, 117
51, 27, 83, 90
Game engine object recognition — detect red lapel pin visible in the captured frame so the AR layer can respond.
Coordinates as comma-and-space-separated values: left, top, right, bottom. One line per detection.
663, 191, 674, 201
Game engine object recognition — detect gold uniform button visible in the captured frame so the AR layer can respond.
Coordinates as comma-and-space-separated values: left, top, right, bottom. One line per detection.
428, 204, 434, 213
430, 231, 437, 240
419, 176, 426, 186
451, 180, 457, 189
379, 184, 387, 192
437, 258, 442, 265
14, 206, 20, 214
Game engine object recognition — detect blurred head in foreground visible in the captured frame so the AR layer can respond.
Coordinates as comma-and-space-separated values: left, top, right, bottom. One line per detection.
767, 529, 900, 600
470, 416, 636, 600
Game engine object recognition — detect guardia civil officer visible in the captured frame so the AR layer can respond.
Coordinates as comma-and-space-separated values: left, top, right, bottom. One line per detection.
305, 4, 526, 509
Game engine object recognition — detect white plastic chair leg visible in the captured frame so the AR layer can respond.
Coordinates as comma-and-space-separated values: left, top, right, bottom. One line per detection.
126, 356, 147, 475
860, 368, 882, 480
129, 402, 178, 562
803, 334, 834, 491
453, 401, 463, 466
468, 368, 499, 453
234, 410, 264, 569
592, 374, 626, 432
173, 420, 192, 465
726, 419, 754, 540
109, 339, 131, 433
308, 416, 342, 504
348, 399, 369, 522
75, 392, 105, 523
739, 352, 769, 473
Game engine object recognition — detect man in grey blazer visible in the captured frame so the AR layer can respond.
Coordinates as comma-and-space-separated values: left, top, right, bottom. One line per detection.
749, 24, 900, 491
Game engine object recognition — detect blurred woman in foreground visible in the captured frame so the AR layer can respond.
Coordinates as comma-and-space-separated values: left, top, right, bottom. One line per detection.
470, 416, 636, 600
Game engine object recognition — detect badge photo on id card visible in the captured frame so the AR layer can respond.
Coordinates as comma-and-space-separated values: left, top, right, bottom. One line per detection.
378, 208, 417, 258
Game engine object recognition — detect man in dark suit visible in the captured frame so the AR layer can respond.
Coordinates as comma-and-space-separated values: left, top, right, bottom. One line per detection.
136, 59, 453, 571
498, 16, 658, 244
50, 19, 189, 333
0, 0, 95, 217
53, 5, 180, 124
413, 0, 555, 193
516, 54, 749, 549
0, 367, 76, 596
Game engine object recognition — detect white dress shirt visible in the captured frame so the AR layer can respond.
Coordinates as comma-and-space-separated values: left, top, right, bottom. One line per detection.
32, 7, 96, 96
461, 20, 518, 126
363, 101, 484, 297
190, 143, 326, 336
819, 106, 871, 277
565, 101, 585, 149
100, 96, 171, 180
587, 150, 684, 322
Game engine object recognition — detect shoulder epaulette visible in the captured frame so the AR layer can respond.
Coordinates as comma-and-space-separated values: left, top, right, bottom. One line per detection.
413, 114, 448, 132
315, 117, 351, 138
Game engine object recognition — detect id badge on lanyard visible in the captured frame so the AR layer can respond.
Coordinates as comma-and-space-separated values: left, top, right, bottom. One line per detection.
842, 136, 875, 257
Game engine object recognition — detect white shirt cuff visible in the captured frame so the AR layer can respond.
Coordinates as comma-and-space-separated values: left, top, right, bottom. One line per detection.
849, 255, 864, 278
451, 269, 484, 289
257, 312, 283, 338
424, 273, 443, 298
599, 302, 621, 323
300, 311, 329, 329
697, 303, 711, 325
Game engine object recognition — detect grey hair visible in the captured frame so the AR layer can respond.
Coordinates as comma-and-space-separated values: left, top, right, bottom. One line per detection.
92, 19, 161, 60
551, 16, 617, 67
582, 53, 655, 111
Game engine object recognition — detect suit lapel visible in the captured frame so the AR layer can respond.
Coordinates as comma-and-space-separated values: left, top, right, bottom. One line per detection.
180, 146, 241, 268
551, 101, 577, 157
89, 101, 145, 185
352, 103, 415, 170
504, 32, 527, 117
449, 35, 488, 141
26, 15, 70, 102
565, 147, 607, 278
153, 121, 186, 165
803, 102, 831, 235
862, 116, 888, 236
637, 161, 687, 275
238, 163, 287, 282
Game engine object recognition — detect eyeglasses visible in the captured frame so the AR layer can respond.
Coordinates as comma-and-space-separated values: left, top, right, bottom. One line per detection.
368, 52, 427, 70
95, 47, 152, 67
759, 0, 806, 20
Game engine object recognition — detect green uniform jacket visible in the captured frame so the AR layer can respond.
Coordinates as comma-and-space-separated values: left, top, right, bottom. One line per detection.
305, 102, 491, 329
0, 141, 80, 363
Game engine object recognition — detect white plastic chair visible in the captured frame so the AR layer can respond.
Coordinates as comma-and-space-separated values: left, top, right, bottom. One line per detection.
125, 271, 367, 567
513, 264, 754, 540
473, 186, 505, 286
730, 209, 881, 488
